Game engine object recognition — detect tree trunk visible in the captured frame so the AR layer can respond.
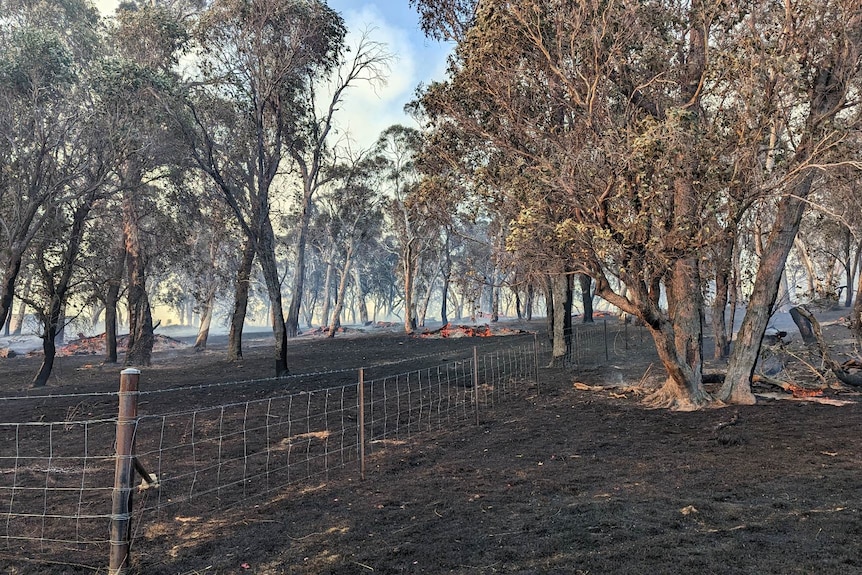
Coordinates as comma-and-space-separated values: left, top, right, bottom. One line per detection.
525, 282, 534, 321
286, 193, 312, 338
712, 234, 734, 359
11, 274, 32, 336
32, 321, 57, 388
33, 200, 93, 386
640, 255, 711, 410
124, 191, 154, 367
789, 306, 816, 345
257, 219, 289, 376
402, 240, 417, 334
578, 274, 593, 323
2, 303, 10, 336
440, 272, 450, 325
0, 246, 25, 332
845, 235, 861, 308
545, 275, 554, 345
228, 236, 255, 362
720, 174, 815, 403
320, 247, 335, 328
441, 233, 451, 324
550, 273, 568, 365
105, 278, 120, 364
194, 287, 216, 351
851, 258, 862, 344
491, 276, 500, 322
515, 288, 522, 320
353, 266, 369, 325
327, 241, 354, 338
418, 271, 437, 328
794, 236, 818, 299
728, 240, 740, 353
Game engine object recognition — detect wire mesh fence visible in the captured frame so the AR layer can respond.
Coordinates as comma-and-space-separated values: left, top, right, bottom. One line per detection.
546, 318, 653, 368
0, 336, 540, 571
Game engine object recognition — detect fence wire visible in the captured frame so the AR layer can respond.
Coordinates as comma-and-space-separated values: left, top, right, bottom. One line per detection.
540, 319, 653, 368
0, 337, 539, 571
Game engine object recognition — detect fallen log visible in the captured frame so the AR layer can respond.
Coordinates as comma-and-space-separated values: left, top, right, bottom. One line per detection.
795, 307, 862, 388
704, 371, 823, 396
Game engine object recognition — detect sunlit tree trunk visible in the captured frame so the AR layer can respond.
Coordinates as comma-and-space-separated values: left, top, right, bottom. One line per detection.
320, 245, 335, 329
852, 263, 862, 344
402, 239, 418, 334
194, 286, 216, 351
353, 267, 369, 325
793, 236, 818, 298
327, 240, 354, 337
418, 271, 437, 327
11, 274, 31, 336
286, 197, 310, 338
848, 238, 862, 309
228, 236, 255, 361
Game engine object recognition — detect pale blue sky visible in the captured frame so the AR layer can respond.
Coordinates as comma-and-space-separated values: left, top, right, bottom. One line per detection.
94, 0, 452, 149
325, 1, 452, 148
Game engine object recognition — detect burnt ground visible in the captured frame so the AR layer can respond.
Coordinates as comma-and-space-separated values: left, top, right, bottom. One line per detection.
2, 316, 862, 574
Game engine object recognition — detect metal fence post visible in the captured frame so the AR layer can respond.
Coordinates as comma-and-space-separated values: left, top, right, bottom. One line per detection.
109, 368, 140, 575
358, 368, 366, 481
625, 317, 629, 350
604, 319, 609, 361
533, 333, 540, 396
473, 347, 480, 425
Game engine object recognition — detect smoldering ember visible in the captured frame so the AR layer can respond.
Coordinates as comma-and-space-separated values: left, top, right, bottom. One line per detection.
2, 0, 862, 573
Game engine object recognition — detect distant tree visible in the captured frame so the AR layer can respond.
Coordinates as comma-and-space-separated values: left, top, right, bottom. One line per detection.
377, 125, 435, 334
283, 30, 391, 338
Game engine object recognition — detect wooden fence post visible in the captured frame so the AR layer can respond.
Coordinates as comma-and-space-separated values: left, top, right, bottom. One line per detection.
109, 368, 140, 575
358, 368, 366, 481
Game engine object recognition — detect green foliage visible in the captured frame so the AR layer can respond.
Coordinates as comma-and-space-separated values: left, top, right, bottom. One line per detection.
0, 27, 75, 98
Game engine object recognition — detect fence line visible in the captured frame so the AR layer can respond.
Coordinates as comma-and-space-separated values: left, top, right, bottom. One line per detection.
548, 319, 652, 368
0, 338, 540, 572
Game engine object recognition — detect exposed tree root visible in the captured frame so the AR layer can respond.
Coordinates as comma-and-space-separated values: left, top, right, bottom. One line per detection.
641, 378, 716, 411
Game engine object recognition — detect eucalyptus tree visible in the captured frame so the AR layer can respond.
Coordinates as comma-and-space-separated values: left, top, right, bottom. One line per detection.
309, 150, 385, 334
324, 181, 383, 335
376, 125, 436, 334
76, 204, 126, 362
176, 0, 345, 374
719, 2, 862, 403
283, 30, 391, 338
0, 0, 120, 385
29, 176, 108, 387
0, 0, 103, 334
99, 2, 192, 366
416, 0, 862, 408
